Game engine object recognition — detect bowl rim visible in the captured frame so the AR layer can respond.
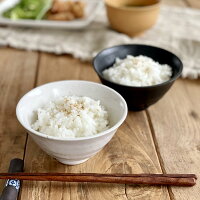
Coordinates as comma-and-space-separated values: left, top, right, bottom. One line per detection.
16, 80, 128, 141
92, 44, 183, 89
105, 0, 161, 11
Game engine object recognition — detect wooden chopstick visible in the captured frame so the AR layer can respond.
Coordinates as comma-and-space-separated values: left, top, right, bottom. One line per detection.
0, 173, 197, 187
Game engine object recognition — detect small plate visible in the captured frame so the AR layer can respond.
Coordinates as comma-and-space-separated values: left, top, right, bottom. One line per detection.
0, 0, 101, 29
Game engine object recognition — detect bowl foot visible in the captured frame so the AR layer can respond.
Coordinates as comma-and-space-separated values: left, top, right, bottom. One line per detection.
128, 105, 149, 111
56, 158, 90, 165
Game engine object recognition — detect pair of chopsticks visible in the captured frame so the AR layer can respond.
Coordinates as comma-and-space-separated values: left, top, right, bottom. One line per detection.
0, 173, 197, 187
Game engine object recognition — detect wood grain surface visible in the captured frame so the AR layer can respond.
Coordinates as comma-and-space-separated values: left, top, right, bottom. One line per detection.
148, 79, 200, 200
146, 0, 200, 199
0, 48, 38, 191
0, 0, 199, 199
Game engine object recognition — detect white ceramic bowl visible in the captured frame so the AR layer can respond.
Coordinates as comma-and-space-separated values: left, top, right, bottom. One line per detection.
16, 80, 127, 165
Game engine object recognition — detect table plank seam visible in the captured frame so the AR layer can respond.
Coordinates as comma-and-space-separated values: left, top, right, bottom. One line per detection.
145, 111, 167, 174
22, 51, 41, 163
116, 135, 129, 200
145, 110, 175, 200
33, 52, 41, 87
18, 52, 41, 200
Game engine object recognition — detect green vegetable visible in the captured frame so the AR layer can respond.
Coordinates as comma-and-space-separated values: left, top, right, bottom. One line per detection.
3, 0, 52, 20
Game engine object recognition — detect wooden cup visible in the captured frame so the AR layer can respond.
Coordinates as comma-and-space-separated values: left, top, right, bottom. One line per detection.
105, 0, 160, 36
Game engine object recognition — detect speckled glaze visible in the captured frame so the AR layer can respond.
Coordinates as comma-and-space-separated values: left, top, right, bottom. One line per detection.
16, 80, 127, 165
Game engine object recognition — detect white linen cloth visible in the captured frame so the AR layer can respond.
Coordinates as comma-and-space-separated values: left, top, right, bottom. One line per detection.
0, 5, 199, 79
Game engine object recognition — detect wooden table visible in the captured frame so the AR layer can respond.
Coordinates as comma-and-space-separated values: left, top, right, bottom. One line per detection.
0, 0, 200, 199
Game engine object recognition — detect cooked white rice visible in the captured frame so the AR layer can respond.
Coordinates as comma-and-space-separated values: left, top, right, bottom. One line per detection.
103, 55, 172, 87
32, 96, 109, 138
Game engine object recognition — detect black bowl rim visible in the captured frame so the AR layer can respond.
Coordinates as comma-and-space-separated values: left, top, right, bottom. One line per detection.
92, 44, 183, 89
